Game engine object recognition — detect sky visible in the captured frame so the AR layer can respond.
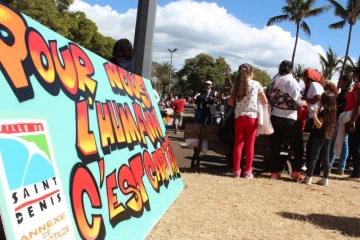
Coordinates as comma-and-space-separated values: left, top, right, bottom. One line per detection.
69, 0, 360, 81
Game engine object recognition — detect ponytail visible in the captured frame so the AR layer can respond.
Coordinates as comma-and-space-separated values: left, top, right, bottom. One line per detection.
232, 63, 252, 101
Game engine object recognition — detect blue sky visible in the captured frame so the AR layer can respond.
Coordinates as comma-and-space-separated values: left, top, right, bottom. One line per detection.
71, 0, 359, 80
83, 0, 359, 60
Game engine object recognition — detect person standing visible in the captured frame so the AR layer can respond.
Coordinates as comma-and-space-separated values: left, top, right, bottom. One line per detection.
195, 81, 217, 124
109, 39, 133, 72
346, 67, 360, 181
171, 94, 186, 134
303, 91, 337, 187
329, 75, 352, 175
228, 63, 268, 178
303, 69, 324, 171
268, 60, 305, 182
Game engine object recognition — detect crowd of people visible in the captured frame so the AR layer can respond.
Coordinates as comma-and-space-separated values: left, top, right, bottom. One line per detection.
108, 38, 359, 187
183, 60, 359, 187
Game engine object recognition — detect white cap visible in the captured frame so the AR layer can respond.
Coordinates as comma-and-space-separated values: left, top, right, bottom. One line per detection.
205, 81, 212, 85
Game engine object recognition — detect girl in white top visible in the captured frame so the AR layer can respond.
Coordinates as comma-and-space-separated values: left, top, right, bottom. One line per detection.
228, 63, 268, 178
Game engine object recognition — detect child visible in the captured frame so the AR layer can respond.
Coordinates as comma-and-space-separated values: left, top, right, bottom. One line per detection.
228, 63, 268, 178
303, 91, 337, 186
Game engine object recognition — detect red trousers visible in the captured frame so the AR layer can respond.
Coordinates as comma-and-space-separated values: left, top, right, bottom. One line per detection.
233, 116, 258, 175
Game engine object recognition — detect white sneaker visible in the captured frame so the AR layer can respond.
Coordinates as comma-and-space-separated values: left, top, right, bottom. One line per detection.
244, 173, 254, 179
301, 164, 307, 172
303, 176, 312, 185
316, 178, 329, 187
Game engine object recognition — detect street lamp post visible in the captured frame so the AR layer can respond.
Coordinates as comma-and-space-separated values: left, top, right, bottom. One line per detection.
168, 48, 177, 93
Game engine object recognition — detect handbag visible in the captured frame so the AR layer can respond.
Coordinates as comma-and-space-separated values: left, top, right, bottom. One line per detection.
257, 101, 274, 135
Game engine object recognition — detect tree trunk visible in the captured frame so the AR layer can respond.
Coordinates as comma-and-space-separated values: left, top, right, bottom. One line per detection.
162, 82, 166, 95
291, 22, 300, 68
341, 24, 353, 75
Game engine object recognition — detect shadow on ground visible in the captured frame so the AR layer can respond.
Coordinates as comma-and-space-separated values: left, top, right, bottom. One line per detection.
277, 212, 360, 237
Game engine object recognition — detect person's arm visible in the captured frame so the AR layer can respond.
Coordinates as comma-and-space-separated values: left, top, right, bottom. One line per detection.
348, 88, 360, 132
259, 91, 268, 105
313, 108, 324, 129
228, 94, 235, 107
227, 69, 232, 85
306, 95, 321, 104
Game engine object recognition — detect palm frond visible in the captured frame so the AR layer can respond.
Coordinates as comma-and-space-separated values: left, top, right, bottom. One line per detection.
301, 21, 311, 37
282, 6, 296, 14
329, 20, 346, 29
266, 14, 289, 26
285, 0, 297, 8
304, 0, 317, 10
305, 6, 331, 17
346, 0, 358, 12
319, 54, 328, 65
328, 0, 349, 19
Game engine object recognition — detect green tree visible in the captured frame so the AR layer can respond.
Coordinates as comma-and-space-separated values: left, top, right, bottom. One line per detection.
328, 0, 360, 75
152, 62, 176, 95
228, 68, 272, 87
171, 79, 192, 96
319, 46, 341, 79
178, 54, 230, 93
4, 0, 116, 60
293, 64, 306, 82
253, 68, 272, 87
342, 55, 360, 76
267, 0, 330, 66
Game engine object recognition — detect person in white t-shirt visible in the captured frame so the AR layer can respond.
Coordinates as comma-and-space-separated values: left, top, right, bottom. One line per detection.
302, 68, 324, 172
303, 68, 324, 130
228, 63, 268, 179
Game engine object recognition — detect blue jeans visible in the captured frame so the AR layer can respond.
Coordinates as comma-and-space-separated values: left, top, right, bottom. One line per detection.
329, 124, 349, 172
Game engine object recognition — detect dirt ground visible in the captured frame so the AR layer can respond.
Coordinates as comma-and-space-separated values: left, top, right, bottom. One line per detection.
146, 126, 360, 240
147, 173, 360, 240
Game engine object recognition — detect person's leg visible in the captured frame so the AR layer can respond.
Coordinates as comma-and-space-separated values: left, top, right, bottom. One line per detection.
244, 117, 258, 175
305, 118, 314, 167
337, 134, 349, 172
305, 138, 324, 178
349, 118, 360, 178
270, 116, 285, 174
174, 113, 179, 133
329, 124, 338, 167
320, 139, 331, 179
233, 116, 246, 177
178, 112, 184, 132
287, 120, 304, 172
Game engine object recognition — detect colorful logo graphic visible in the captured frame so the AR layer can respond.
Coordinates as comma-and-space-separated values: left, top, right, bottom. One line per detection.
0, 135, 55, 191
0, 122, 75, 240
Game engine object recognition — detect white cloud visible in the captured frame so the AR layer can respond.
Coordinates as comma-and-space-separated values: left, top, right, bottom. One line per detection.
69, 0, 327, 81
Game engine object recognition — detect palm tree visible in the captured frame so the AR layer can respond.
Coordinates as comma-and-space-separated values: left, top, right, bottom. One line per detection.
328, 0, 360, 75
319, 46, 341, 79
342, 55, 360, 76
267, 0, 330, 66
151, 61, 176, 95
293, 64, 306, 82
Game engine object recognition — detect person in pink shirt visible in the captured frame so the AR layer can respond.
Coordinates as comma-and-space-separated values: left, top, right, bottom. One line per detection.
170, 94, 186, 134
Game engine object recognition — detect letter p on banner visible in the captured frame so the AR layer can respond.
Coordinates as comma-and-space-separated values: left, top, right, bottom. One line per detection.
0, 2, 183, 240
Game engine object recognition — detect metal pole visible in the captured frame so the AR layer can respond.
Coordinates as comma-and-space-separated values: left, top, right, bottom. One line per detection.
132, 0, 157, 79
168, 48, 177, 93
169, 52, 172, 93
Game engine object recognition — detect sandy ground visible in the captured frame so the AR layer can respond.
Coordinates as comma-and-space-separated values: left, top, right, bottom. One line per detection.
147, 109, 360, 240
147, 172, 360, 240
